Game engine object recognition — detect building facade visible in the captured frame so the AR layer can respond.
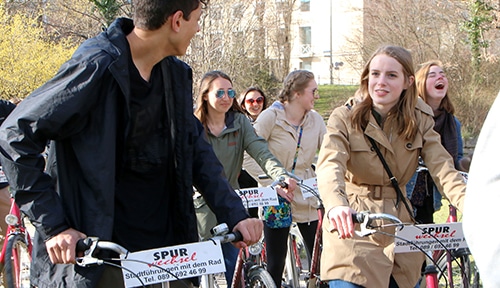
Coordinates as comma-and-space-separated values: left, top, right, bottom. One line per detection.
288, 0, 363, 85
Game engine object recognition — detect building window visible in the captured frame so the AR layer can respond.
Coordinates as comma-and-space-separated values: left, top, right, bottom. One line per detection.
299, 26, 312, 55
301, 61, 312, 70
300, 0, 310, 12
299, 26, 311, 45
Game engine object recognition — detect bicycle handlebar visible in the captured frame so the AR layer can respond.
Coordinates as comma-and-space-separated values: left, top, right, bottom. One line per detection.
209, 230, 243, 243
351, 211, 404, 237
76, 230, 243, 268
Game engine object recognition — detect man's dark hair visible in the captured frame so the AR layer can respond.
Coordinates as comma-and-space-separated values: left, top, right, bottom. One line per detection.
133, 0, 209, 30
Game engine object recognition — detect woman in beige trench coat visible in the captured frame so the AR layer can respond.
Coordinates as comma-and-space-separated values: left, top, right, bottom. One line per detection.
316, 45, 466, 288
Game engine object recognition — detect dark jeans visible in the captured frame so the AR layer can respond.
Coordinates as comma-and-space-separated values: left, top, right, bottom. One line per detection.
221, 242, 239, 286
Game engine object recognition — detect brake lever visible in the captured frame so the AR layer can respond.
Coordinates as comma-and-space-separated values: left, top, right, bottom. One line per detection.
76, 237, 103, 267
355, 212, 377, 237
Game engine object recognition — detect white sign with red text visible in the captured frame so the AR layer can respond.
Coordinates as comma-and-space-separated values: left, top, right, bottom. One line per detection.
120, 240, 225, 287
237, 187, 279, 208
300, 177, 319, 200
394, 222, 468, 253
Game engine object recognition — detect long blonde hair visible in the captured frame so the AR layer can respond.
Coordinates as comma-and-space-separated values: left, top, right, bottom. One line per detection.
351, 45, 418, 140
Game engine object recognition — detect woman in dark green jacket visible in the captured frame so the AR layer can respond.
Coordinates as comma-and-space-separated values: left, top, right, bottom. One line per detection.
194, 70, 295, 286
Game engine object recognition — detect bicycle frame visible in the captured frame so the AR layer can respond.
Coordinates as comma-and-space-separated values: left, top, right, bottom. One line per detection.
307, 203, 325, 288
282, 177, 327, 288
232, 239, 273, 288
0, 196, 33, 286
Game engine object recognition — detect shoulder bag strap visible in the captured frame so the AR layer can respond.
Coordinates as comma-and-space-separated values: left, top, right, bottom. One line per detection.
366, 135, 416, 223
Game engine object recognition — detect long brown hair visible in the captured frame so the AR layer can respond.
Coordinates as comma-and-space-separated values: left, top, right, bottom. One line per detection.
194, 70, 243, 127
351, 45, 418, 140
416, 60, 455, 114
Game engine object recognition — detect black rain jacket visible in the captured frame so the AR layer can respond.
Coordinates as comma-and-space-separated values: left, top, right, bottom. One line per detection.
0, 18, 248, 288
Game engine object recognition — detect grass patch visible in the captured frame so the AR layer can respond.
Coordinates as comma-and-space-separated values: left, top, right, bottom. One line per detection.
316, 85, 358, 121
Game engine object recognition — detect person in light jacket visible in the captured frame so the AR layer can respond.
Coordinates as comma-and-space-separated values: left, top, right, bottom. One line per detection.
245, 70, 326, 287
316, 45, 466, 288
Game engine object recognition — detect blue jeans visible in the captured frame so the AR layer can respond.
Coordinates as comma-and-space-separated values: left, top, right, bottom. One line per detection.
328, 280, 364, 288
222, 242, 239, 286
328, 276, 399, 288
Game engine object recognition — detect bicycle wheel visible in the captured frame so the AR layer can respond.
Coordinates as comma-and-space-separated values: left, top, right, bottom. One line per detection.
282, 231, 302, 288
3, 233, 31, 288
248, 267, 276, 288
436, 248, 481, 288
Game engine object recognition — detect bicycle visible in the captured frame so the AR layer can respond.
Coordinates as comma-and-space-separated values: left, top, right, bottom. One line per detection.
0, 193, 32, 288
352, 210, 480, 288
231, 177, 294, 288
425, 204, 481, 288
412, 170, 480, 287
77, 223, 242, 288
278, 175, 326, 288
231, 235, 275, 288
282, 224, 304, 288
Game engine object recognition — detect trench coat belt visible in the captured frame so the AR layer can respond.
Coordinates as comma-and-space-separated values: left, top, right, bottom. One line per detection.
358, 184, 398, 200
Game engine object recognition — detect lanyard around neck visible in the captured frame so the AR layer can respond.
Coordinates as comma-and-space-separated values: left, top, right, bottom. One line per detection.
290, 126, 303, 173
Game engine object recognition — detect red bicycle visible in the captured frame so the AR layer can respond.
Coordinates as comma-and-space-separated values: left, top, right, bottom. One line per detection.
0, 194, 33, 288
280, 176, 327, 288
353, 210, 480, 288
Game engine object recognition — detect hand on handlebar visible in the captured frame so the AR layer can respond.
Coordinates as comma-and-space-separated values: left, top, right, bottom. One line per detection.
45, 228, 87, 264
273, 177, 296, 203
232, 218, 263, 249
327, 206, 357, 239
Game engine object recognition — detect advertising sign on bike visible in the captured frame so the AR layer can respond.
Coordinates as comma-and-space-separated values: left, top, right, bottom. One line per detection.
120, 240, 226, 287
299, 177, 319, 199
237, 187, 279, 208
394, 222, 468, 253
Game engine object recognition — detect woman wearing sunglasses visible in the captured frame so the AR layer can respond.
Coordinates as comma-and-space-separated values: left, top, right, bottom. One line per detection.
238, 87, 269, 213
193, 70, 295, 286
239, 87, 268, 123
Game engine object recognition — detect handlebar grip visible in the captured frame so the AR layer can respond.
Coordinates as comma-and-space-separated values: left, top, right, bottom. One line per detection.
232, 231, 243, 242
76, 238, 93, 252
352, 213, 364, 224
271, 176, 288, 188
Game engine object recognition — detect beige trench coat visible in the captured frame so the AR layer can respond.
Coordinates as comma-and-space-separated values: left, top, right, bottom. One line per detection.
316, 98, 466, 287
245, 103, 326, 223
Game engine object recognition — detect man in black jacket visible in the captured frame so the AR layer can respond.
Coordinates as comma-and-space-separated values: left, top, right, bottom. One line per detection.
0, 1, 266, 287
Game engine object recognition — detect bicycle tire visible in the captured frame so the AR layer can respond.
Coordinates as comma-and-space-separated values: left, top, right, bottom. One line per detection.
4, 233, 31, 288
248, 267, 276, 288
283, 232, 301, 288
436, 249, 481, 288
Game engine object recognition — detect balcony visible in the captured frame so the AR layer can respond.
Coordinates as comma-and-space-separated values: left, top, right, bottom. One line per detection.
299, 44, 313, 58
